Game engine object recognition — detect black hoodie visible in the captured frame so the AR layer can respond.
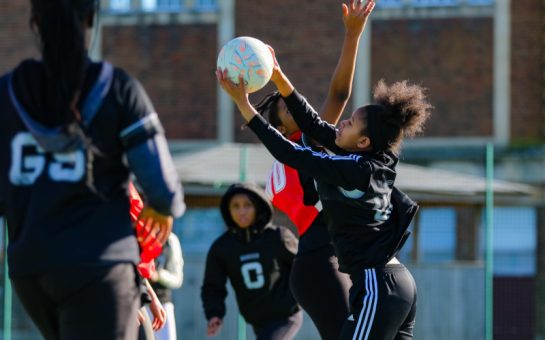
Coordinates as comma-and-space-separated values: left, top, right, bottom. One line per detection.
201, 183, 299, 329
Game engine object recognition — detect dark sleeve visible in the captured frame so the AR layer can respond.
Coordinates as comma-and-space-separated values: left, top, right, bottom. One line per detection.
283, 90, 341, 153
201, 241, 228, 321
278, 226, 298, 264
247, 115, 372, 191
115, 70, 185, 217
116, 69, 156, 133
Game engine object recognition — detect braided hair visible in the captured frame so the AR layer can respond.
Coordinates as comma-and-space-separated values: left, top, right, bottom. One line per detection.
253, 91, 283, 129
30, 0, 98, 127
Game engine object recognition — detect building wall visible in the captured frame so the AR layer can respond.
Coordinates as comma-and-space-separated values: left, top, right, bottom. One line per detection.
102, 23, 218, 139
2, 2, 542, 144
0, 1, 36, 75
372, 18, 494, 137
234, 0, 348, 142
510, 0, 543, 143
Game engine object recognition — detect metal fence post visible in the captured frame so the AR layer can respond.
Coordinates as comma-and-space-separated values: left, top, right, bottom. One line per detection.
485, 143, 494, 340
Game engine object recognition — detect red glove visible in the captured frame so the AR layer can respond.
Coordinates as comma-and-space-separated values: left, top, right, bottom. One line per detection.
129, 183, 162, 271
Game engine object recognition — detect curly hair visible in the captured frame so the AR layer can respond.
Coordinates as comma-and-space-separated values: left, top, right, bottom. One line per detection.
361, 79, 432, 153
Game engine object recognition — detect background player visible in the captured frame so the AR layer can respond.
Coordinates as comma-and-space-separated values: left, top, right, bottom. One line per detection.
148, 233, 184, 340
201, 182, 301, 340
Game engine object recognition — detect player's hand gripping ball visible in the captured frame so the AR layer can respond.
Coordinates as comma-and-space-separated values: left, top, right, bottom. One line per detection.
217, 36, 274, 93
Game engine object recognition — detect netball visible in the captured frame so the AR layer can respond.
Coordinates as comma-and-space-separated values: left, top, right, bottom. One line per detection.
217, 36, 274, 93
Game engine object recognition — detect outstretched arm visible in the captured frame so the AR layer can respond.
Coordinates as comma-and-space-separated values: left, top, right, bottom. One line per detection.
217, 69, 371, 190
144, 279, 167, 331
265, 60, 340, 151
119, 73, 186, 220
321, 0, 375, 124
201, 244, 228, 331
217, 70, 258, 123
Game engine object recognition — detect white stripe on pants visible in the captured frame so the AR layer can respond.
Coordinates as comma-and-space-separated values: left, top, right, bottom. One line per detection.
352, 269, 378, 340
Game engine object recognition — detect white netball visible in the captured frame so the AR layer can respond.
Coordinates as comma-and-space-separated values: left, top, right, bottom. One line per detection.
217, 36, 274, 93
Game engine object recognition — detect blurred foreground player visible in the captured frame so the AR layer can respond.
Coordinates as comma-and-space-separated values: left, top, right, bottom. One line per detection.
0, 1, 185, 339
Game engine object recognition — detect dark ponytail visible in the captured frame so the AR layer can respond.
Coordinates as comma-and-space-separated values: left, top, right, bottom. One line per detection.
253, 91, 283, 128
30, 0, 97, 126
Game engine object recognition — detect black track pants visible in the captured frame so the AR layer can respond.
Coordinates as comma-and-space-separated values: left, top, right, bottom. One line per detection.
290, 245, 351, 340
340, 264, 417, 340
11, 263, 141, 340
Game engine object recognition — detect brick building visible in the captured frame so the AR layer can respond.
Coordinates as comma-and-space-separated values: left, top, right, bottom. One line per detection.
1, 1, 542, 143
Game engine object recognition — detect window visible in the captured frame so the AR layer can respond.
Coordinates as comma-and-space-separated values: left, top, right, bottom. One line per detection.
104, 0, 218, 13
419, 208, 457, 263
480, 207, 537, 276
412, 0, 458, 7
108, 0, 131, 12
376, 0, 494, 8
398, 207, 457, 264
376, 0, 404, 8
396, 221, 414, 263
194, 0, 218, 12
142, 0, 181, 12
467, 0, 494, 5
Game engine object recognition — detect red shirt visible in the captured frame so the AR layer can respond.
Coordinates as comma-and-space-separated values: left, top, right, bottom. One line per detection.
265, 132, 322, 236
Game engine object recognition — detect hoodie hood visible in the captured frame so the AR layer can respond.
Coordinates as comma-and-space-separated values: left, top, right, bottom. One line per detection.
220, 182, 273, 238
9, 59, 112, 153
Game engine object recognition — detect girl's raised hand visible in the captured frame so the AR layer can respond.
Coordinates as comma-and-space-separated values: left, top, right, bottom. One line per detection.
216, 68, 258, 123
342, 0, 375, 38
216, 68, 249, 106
266, 45, 296, 97
267, 46, 283, 84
